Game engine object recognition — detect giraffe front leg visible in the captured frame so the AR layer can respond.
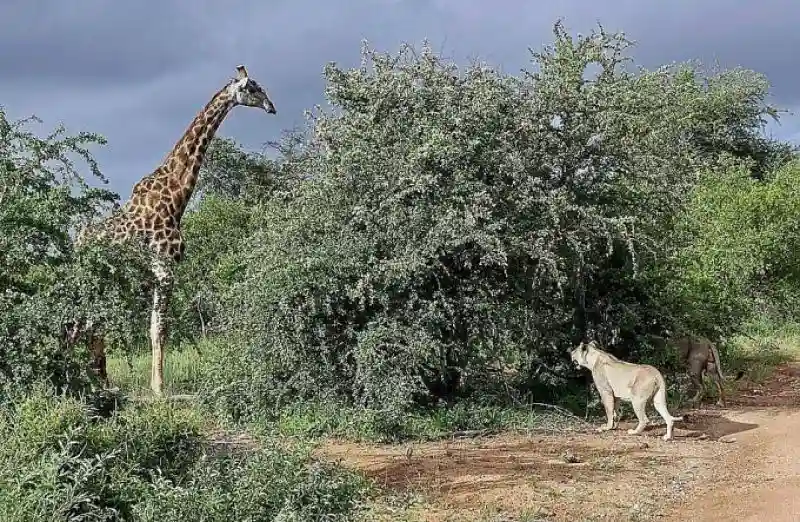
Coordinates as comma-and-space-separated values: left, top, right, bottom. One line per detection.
149, 297, 165, 396
149, 259, 173, 396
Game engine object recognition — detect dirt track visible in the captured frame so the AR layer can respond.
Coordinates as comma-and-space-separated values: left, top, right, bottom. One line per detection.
320, 362, 800, 521
667, 363, 800, 522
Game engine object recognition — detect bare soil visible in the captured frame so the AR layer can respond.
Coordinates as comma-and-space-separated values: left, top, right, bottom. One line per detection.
317, 363, 800, 521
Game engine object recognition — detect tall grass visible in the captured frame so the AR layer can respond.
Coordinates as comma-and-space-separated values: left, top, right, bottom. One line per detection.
107, 342, 207, 395
105, 324, 800, 444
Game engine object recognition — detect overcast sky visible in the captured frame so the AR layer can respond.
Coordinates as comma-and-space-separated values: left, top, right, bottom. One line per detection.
2, 0, 799, 197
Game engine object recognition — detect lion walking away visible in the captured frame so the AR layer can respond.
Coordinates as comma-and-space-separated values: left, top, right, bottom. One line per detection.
671, 335, 729, 407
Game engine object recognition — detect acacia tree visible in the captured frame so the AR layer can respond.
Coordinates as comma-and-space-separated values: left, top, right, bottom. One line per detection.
197, 23, 790, 422
0, 109, 151, 398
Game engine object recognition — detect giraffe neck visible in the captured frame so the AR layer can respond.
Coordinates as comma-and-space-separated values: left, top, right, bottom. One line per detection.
160, 87, 235, 220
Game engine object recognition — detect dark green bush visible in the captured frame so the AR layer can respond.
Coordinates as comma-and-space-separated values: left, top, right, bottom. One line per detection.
0, 390, 204, 521
0, 110, 153, 401
198, 23, 793, 426
0, 390, 367, 522
133, 449, 367, 522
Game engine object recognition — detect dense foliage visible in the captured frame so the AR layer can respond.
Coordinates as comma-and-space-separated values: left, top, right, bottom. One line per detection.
0, 111, 152, 400
192, 24, 796, 424
0, 390, 366, 521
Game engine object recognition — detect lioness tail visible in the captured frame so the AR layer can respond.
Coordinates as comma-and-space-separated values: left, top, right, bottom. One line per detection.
655, 373, 683, 422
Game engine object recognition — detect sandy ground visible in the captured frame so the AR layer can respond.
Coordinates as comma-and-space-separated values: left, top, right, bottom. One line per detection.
317, 363, 800, 521
666, 363, 800, 522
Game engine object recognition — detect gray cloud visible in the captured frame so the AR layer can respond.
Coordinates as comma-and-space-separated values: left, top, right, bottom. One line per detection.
1, 0, 798, 197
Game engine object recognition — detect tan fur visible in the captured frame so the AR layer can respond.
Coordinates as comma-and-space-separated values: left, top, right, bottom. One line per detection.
671, 335, 726, 407
570, 340, 684, 441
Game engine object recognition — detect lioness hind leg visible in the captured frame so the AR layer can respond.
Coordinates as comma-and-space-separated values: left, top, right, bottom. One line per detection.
627, 398, 649, 435
653, 395, 680, 441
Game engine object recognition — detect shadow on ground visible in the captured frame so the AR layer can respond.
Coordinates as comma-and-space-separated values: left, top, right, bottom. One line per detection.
678, 412, 759, 439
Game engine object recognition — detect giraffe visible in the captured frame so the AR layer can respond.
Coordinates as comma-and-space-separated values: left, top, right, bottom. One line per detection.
74, 65, 276, 395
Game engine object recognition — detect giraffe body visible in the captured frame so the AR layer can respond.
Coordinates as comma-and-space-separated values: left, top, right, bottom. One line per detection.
75, 66, 276, 395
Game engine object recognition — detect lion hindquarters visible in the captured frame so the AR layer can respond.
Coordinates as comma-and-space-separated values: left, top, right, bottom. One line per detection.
627, 365, 661, 398
652, 371, 684, 441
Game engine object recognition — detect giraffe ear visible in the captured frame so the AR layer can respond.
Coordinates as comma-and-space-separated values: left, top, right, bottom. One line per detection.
235, 65, 248, 80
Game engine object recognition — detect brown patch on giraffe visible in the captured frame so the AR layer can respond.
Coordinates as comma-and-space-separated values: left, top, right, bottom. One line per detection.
140, 179, 155, 192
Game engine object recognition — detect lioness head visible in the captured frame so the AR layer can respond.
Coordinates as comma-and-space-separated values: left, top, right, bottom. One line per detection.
570, 341, 593, 369
569, 341, 589, 368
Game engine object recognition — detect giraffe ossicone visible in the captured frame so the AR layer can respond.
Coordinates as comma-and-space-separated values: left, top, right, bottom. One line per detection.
74, 65, 276, 396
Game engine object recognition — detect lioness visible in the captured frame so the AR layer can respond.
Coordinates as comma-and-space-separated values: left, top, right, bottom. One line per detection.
570, 340, 684, 441
671, 335, 726, 407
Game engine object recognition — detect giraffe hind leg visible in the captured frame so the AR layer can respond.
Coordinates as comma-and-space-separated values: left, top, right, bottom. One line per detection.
88, 333, 109, 387
66, 322, 109, 388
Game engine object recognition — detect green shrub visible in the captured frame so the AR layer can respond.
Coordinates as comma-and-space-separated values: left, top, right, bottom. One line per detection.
0, 390, 368, 522
0, 108, 152, 401
200, 23, 791, 426
0, 390, 203, 521
667, 159, 800, 333
134, 449, 368, 522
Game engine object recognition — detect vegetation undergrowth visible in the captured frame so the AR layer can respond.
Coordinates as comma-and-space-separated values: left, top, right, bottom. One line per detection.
0, 387, 370, 522
106, 319, 800, 444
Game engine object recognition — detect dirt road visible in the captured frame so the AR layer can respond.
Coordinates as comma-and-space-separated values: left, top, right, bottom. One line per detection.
668, 363, 800, 522
320, 362, 800, 521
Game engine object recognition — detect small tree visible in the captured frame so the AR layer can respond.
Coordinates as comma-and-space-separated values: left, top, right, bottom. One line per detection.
0, 109, 151, 398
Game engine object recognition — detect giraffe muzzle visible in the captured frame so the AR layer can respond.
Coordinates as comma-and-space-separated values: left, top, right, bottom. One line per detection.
263, 100, 276, 114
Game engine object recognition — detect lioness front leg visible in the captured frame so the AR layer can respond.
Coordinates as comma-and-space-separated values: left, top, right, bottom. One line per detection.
628, 397, 649, 435
597, 391, 616, 432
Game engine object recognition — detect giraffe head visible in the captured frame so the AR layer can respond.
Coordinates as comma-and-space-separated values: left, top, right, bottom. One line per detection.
226, 65, 276, 114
